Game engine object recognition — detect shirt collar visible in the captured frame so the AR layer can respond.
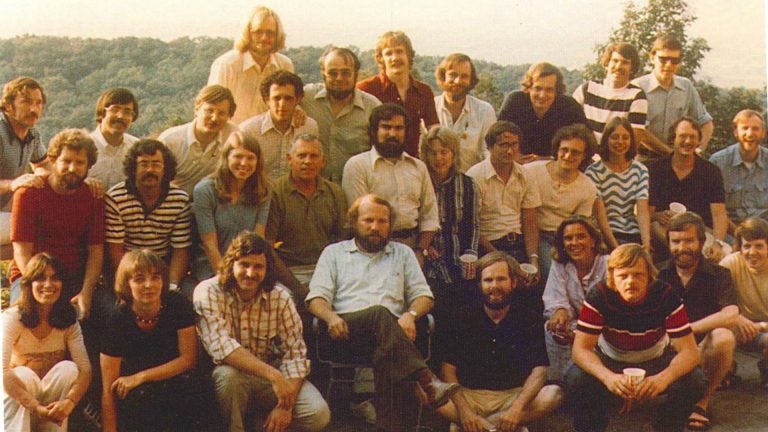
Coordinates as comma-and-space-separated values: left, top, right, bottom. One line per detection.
369, 145, 417, 168
344, 239, 395, 255
241, 52, 279, 73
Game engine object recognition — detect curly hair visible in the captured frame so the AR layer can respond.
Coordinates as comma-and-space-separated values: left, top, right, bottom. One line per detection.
218, 231, 278, 293
551, 124, 597, 171
18, 253, 77, 329
47, 128, 98, 168
123, 139, 177, 190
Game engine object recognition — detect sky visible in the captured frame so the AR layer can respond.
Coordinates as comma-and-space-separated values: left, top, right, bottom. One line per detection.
2, 0, 766, 88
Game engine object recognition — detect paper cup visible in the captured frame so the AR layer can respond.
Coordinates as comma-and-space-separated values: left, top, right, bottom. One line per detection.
459, 252, 478, 279
520, 263, 538, 276
623, 368, 646, 387
669, 202, 687, 214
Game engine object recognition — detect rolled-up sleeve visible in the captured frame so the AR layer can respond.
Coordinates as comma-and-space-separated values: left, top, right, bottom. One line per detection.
193, 279, 242, 363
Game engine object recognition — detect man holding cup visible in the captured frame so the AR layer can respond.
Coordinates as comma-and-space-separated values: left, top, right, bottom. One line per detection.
566, 244, 705, 432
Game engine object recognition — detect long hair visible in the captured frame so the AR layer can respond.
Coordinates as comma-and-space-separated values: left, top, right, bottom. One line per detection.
598, 117, 637, 161
552, 215, 608, 264
234, 6, 286, 53
213, 131, 270, 206
17, 253, 76, 329
419, 126, 460, 181
218, 231, 278, 293
113, 249, 170, 306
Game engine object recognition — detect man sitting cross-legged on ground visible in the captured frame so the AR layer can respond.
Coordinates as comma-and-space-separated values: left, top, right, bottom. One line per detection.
720, 218, 768, 389
657, 212, 738, 431
306, 193, 458, 432
566, 243, 706, 432
437, 251, 562, 432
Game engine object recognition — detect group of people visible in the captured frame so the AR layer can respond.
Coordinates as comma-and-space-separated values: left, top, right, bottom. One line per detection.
2, 4, 768, 432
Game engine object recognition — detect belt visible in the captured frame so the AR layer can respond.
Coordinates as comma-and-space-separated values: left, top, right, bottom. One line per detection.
391, 228, 418, 239
493, 232, 522, 242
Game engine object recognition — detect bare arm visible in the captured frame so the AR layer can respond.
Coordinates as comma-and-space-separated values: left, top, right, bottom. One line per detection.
499, 366, 548, 429
635, 332, 700, 402
398, 295, 434, 341
698, 121, 714, 153
307, 298, 348, 340
12, 241, 34, 275
107, 242, 125, 276
199, 232, 222, 275
689, 305, 739, 336
479, 236, 497, 255
167, 247, 190, 285
636, 128, 673, 156
572, 331, 631, 397
521, 207, 540, 263
636, 199, 652, 251
710, 203, 728, 241
71, 244, 103, 319
593, 199, 618, 249
100, 353, 122, 432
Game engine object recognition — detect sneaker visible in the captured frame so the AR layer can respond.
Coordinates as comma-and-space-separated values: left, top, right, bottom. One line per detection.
350, 398, 376, 425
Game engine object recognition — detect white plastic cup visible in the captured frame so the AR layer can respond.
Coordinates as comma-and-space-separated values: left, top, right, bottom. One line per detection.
669, 202, 687, 214
459, 252, 478, 280
623, 367, 646, 387
520, 263, 538, 276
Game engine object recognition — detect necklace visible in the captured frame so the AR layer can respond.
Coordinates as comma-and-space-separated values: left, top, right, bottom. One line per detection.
134, 305, 163, 325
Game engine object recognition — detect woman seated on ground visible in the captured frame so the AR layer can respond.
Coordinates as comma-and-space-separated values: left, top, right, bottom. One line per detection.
3, 253, 91, 432
193, 130, 271, 281
542, 216, 609, 381
585, 116, 651, 251
419, 126, 480, 317
100, 249, 200, 432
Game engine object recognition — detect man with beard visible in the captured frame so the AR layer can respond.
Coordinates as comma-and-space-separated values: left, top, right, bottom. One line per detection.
498, 62, 586, 163
657, 212, 738, 431
208, 6, 293, 124
436, 251, 562, 432
88, 88, 140, 190
300, 47, 381, 182
357, 31, 439, 157
307, 194, 458, 432
1, 77, 51, 249
342, 103, 438, 262
105, 139, 192, 290
9, 128, 104, 317
158, 84, 239, 196
434, 53, 496, 171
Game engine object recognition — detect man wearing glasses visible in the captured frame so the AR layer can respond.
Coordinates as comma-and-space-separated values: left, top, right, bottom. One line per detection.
88, 88, 140, 190
633, 35, 714, 155
300, 47, 381, 182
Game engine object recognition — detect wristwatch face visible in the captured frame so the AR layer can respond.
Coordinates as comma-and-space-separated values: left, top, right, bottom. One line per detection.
422, 248, 429, 257
409, 310, 418, 318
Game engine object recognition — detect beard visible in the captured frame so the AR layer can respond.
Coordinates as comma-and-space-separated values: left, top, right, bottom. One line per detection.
326, 86, 355, 100
484, 291, 513, 310
354, 230, 389, 253
672, 250, 701, 269
374, 137, 405, 158
54, 172, 85, 190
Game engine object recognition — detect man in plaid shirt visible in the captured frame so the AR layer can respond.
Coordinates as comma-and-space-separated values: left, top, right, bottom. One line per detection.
194, 231, 330, 432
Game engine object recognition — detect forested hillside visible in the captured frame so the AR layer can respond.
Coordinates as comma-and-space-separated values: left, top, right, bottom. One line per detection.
1, 35, 764, 155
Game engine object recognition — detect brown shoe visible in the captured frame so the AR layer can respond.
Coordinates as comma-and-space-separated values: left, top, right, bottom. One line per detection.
414, 368, 460, 407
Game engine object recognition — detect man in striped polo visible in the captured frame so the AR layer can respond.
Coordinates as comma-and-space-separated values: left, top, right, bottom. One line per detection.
105, 139, 191, 289
573, 43, 672, 160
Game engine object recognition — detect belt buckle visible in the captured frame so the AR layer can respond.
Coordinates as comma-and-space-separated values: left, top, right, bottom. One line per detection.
505, 232, 518, 242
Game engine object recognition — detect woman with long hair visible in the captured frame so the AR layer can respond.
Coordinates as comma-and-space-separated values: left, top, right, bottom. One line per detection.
542, 216, 609, 381
3, 253, 91, 431
586, 116, 652, 251
100, 250, 200, 432
193, 130, 271, 279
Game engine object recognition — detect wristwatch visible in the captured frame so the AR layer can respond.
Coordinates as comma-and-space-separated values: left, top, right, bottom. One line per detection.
415, 247, 429, 257
408, 310, 418, 319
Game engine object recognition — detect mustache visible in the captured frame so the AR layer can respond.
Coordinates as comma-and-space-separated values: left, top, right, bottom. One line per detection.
141, 173, 160, 181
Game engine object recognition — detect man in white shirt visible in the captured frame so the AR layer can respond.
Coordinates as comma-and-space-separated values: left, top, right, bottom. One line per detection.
88, 88, 139, 190
208, 6, 293, 124
158, 85, 239, 196
433, 53, 496, 171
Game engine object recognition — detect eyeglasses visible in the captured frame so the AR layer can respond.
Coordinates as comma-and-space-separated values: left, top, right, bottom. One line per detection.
325, 70, 354, 79
657, 56, 681, 65
558, 147, 584, 157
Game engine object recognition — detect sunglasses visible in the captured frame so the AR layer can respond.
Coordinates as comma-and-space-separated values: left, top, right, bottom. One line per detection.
657, 56, 681, 65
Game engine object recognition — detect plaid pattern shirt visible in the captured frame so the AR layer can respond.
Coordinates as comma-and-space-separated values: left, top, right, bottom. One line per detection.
194, 277, 309, 379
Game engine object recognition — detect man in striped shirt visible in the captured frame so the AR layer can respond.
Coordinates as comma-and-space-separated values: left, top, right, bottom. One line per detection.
566, 244, 705, 432
573, 43, 672, 159
194, 232, 330, 432
105, 139, 191, 288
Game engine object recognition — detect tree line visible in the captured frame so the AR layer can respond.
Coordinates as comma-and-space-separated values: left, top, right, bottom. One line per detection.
0, 34, 764, 157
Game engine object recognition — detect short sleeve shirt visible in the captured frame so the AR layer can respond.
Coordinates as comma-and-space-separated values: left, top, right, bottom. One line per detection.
0, 113, 46, 210
657, 259, 737, 324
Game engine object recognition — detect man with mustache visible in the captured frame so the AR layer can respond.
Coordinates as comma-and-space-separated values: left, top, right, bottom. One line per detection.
657, 211, 738, 431
1, 77, 51, 249
498, 62, 587, 164
158, 85, 239, 196
342, 103, 438, 265
9, 128, 104, 318
88, 88, 140, 190
105, 139, 191, 290
357, 31, 438, 158
300, 47, 381, 182
240, 70, 318, 182
307, 194, 458, 432
436, 251, 562, 432
434, 53, 496, 171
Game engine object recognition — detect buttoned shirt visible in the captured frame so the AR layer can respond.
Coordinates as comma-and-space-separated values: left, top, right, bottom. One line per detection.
465, 158, 541, 241
342, 147, 439, 233
709, 144, 768, 222
300, 84, 381, 182
542, 255, 608, 326
158, 120, 239, 196
632, 73, 712, 143
0, 113, 46, 210
434, 93, 496, 171
239, 112, 318, 181
194, 277, 309, 379
208, 50, 294, 124
266, 174, 348, 267
89, 127, 139, 190
306, 239, 433, 316
357, 72, 439, 157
